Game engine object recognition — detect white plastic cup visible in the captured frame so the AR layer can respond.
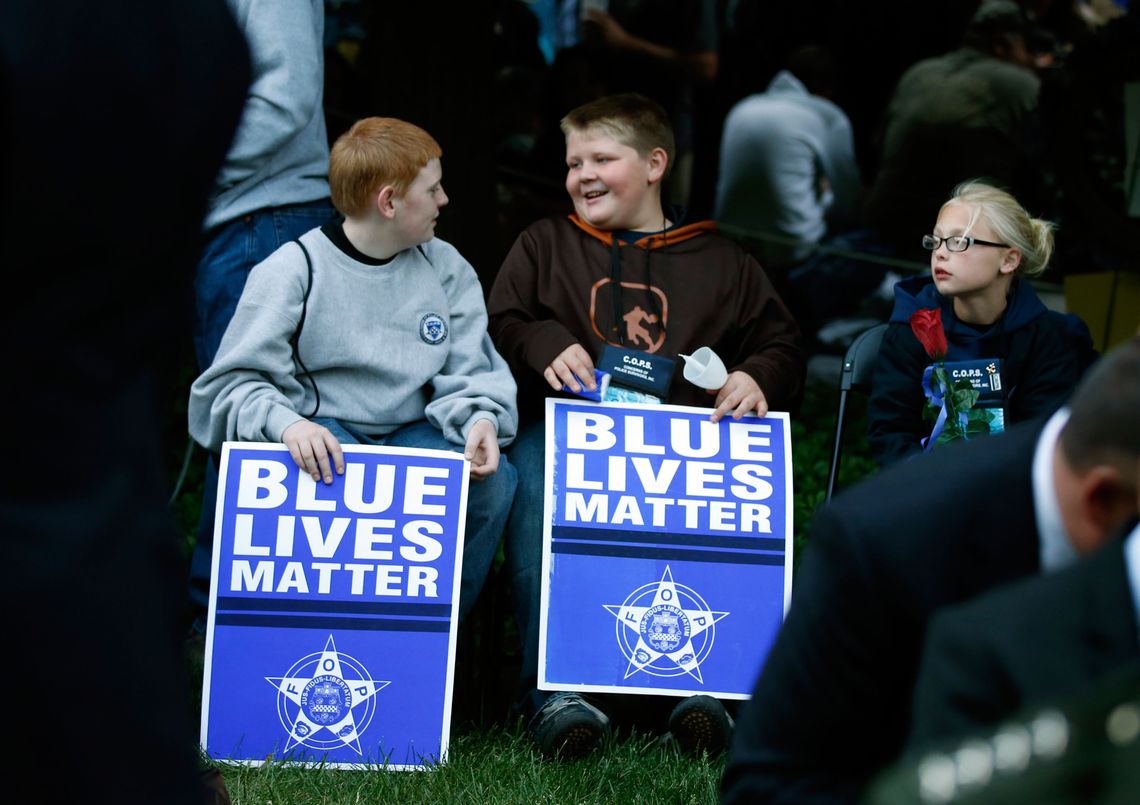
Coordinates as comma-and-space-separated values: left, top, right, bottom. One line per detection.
679, 346, 728, 390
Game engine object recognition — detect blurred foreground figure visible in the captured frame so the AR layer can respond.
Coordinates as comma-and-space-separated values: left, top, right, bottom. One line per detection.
908, 522, 1139, 751
868, 664, 1140, 805
870, 481, 1140, 805
721, 337, 1140, 803
0, 3, 247, 802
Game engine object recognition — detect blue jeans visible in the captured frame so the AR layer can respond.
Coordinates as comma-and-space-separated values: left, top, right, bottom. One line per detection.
192, 198, 336, 371
189, 199, 335, 626
502, 420, 547, 715
784, 227, 897, 337
313, 418, 516, 624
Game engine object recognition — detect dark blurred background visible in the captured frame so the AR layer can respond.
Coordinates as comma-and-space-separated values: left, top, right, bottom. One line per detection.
321, 0, 1138, 345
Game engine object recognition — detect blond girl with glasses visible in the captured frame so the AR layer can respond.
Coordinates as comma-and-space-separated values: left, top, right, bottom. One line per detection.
866, 180, 1097, 465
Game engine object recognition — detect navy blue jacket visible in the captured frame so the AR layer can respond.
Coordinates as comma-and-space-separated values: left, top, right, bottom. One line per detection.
866, 276, 1094, 466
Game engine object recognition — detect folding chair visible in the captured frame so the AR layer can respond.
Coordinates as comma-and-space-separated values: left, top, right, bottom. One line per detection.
825, 322, 888, 502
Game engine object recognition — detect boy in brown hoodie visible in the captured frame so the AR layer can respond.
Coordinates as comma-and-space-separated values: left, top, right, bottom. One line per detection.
488, 93, 804, 759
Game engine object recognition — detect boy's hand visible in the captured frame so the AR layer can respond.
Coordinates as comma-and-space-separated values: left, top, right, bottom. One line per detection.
464, 419, 500, 479
544, 343, 596, 393
709, 371, 769, 422
282, 419, 345, 484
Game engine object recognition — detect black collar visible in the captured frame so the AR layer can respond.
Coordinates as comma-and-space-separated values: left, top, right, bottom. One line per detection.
321, 218, 396, 266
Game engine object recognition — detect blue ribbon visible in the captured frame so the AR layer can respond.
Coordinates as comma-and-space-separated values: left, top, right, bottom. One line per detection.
920, 365, 947, 451
921, 363, 969, 450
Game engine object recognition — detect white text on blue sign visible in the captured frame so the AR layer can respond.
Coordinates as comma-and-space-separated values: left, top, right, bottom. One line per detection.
225, 458, 455, 598
560, 411, 776, 534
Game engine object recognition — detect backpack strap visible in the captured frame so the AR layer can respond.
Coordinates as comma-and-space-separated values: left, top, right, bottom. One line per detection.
290, 239, 321, 418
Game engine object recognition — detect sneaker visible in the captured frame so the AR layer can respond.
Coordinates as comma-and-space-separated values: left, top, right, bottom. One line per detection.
528, 692, 610, 759
664, 695, 734, 756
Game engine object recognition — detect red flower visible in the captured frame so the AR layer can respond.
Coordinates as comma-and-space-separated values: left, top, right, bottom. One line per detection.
909, 308, 948, 360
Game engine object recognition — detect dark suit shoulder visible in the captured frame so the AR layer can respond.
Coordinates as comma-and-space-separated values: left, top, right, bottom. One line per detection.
822, 420, 1042, 597
925, 534, 1135, 656
911, 537, 1140, 749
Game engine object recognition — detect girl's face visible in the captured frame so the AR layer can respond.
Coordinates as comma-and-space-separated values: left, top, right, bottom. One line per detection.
929, 202, 1019, 300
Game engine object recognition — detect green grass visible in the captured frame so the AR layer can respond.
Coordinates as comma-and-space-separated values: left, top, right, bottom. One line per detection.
171, 352, 877, 804
212, 725, 725, 804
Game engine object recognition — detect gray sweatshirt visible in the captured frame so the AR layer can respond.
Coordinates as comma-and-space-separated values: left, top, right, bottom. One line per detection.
189, 227, 518, 451
205, 0, 330, 230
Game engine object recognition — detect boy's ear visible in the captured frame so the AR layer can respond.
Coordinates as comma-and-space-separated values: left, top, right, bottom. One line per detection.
376, 185, 398, 219
646, 147, 668, 185
1072, 463, 1135, 552
999, 247, 1022, 275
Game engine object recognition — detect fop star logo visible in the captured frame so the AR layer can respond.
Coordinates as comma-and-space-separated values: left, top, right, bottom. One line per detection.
265, 635, 390, 755
419, 313, 448, 345
604, 566, 728, 682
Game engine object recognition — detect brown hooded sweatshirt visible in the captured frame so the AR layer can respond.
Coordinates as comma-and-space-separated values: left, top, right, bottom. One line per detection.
488, 214, 804, 419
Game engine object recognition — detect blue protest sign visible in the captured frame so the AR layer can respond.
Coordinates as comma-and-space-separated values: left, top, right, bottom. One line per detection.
538, 400, 793, 699
201, 442, 468, 769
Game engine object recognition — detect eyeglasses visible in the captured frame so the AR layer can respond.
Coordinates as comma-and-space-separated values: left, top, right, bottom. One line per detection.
922, 234, 1010, 252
